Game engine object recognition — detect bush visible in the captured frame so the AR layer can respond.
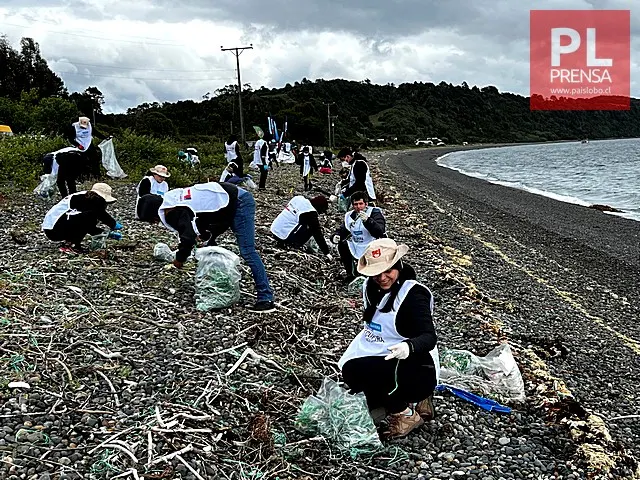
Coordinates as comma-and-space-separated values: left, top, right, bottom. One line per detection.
0, 130, 227, 191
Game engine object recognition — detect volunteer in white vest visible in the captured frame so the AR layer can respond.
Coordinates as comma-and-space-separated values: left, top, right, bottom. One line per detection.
64, 116, 105, 180
296, 146, 318, 191
224, 134, 244, 177
42, 147, 84, 197
136, 165, 170, 220
337, 148, 376, 204
332, 191, 386, 282
249, 133, 269, 190
42, 183, 123, 253
339, 239, 439, 439
157, 182, 275, 313
270, 195, 332, 258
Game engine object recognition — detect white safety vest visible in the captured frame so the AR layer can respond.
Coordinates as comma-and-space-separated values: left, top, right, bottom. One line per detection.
283, 142, 291, 153
135, 176, 169, 219
338, 279, 440, 383
302, 154, 312, 177
270, 196, 315, 240
345, 207, 378, 259
158, 183, 230, 236
251, 139, 266, 168
225, 141, 238, 163
219, 168, 231, 183
349, 159, 376, 200
42, 191, 85, 231
73, 122, 92, 150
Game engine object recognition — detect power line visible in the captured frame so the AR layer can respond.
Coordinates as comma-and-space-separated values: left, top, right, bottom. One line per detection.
56, 70, 235, 81
0, 21, 189, 47
51, 59, 233, 73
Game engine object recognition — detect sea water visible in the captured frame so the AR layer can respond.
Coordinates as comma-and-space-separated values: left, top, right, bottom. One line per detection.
436, 138, 640, 223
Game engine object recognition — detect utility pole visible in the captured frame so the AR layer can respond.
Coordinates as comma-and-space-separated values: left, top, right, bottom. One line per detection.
323, 102, 335, 149
221, 44, 253, 144
330, 115, 338, 150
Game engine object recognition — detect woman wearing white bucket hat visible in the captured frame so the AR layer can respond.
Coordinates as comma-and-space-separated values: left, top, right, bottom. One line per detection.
42, 183, 123, 253
338, 238, 440, 439
136, 165, 170, 220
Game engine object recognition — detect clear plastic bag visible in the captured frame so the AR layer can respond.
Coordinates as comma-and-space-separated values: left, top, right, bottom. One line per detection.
243, 178, 257, 190
295, 378, 382, 458
90, 233, 108, 251
347, 276, 365, 296
439, 343, 525, 402
33, 173, 57, 198
194, 246, 241, 311
337, 195, 350, 213
99, 139, 127, 179
153, 242, 175, 262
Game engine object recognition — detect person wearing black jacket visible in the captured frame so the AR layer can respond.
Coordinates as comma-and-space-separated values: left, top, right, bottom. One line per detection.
337, 147, 377, 203
296, 146, 318, 191
42, 147, 84, 197
332, 191, 386, 281
339, 239, 439, 439
42, 183, 123, 252
156, 182, 275, 313
270, 195, 332, 258
64, 116, 107, 180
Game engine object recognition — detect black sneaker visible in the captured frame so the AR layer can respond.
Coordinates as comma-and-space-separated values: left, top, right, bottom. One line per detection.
248, 301, 276, 313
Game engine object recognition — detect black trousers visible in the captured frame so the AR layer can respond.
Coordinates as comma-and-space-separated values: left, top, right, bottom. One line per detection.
342, 355, 437, 414
44, 212, 100, 246
259, 167, 268, 189
303, 174, 312, 191
283, 224, 312, 249
337, 241, 356, 277
56, 161, 77, 198
79, 145, 102, 181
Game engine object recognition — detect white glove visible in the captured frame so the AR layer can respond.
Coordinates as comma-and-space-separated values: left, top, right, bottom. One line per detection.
357, 211, 369, 222
326, 253, 333, 261
384, 342, 410, 360
329, 195, 337, 203
332, 234, 341, 244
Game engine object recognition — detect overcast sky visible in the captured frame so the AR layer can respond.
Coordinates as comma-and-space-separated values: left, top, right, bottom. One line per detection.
0, 0, 636, 113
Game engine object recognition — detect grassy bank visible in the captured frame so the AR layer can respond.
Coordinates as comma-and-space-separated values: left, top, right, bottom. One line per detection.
0, 130, 228, 191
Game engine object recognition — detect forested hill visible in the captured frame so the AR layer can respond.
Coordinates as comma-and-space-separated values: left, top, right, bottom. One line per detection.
101, 79, 640, 146
2, 36, 640, 146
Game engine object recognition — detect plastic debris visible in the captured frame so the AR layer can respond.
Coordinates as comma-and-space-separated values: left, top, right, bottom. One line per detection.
153, 242, 175, 262
294, 377, 382, 458
347, 276, 366, 296
90, 233, 108, 251
99, 138, 127, 179
194, 246, 241, 311
439, 343, 525, 402
7, 381, 30, 389
33, 173, 57, 198
436, 385, 511, 413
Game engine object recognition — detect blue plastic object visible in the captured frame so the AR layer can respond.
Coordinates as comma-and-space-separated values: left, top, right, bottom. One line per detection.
108, 231, 123, 241
436, 384, 511, 414
113, 222, 123, 230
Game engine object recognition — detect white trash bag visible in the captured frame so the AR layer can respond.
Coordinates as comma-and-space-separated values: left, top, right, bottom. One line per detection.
99, 138, 127, 179
194, 246, 242, 311
153, 242, 176, 262
439, 343, 525, 402
33, 173, 57, 198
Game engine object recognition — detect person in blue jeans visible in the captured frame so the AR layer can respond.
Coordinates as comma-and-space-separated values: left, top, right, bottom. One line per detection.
156, 182, 275, 313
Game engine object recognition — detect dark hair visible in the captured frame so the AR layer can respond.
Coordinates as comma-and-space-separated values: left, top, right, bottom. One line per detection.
362, 260, 408, 324
350, 191, 369, 204
337, 148, 351, 159
310, 195, 329, 214
227, 134, 238, 144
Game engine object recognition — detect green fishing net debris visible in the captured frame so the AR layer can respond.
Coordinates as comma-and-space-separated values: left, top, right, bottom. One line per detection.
295, 377, 382, 458
347, 276, 365, 296
194, 246, 242, 311
337, 195, 350, 213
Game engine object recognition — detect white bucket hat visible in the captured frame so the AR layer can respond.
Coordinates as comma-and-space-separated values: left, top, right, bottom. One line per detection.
78, 116, 90, 128
149, 165, 171, 178
91, 183, 116, 203
357, 238, 409, 277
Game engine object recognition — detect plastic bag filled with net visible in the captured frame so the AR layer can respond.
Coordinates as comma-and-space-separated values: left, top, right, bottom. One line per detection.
294, 377, 382, 458
439, 343, 525, 402
194, 246, 242, 311
33, 173, 57, 199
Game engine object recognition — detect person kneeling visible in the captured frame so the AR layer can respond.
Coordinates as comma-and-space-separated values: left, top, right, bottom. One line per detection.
270, 195, 332, 259
338, 239, 439, 439
42, 183, 123, 253
333, 191, 386, 282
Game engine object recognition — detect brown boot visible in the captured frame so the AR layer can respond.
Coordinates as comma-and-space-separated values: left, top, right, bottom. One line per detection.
415, 395, 436, 421
383, 408, 424, 439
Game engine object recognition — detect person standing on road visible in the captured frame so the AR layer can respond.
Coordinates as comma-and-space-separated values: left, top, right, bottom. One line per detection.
339, 239, 439, 439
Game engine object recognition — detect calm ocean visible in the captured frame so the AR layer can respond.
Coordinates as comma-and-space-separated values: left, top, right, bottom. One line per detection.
436, 138, 640, 223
